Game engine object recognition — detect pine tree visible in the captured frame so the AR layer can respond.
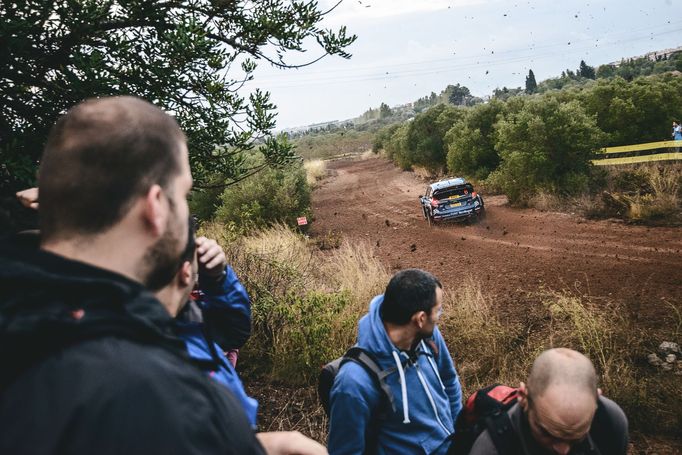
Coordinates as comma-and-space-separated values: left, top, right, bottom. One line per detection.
525, 70, 538, 94
578, 60, 596, 79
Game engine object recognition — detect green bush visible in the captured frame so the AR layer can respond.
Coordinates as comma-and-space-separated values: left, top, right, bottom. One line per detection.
384, 123, 411, 170
445, 100, 504, 179
490, 97, 604, 204
403, 104, 463, 172
268, 291, 355, 384
215, 158, 310, 228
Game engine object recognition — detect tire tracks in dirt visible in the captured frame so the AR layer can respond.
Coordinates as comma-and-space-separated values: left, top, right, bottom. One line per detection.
310, 157, 682, 324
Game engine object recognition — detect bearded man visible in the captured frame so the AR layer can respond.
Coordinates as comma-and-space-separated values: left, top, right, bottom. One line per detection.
0, 97, 265, 454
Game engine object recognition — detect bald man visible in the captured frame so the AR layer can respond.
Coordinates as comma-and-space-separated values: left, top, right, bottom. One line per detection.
469, 348, 628, 455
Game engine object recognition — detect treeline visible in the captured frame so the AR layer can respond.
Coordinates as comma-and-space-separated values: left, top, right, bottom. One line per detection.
375, 72, 682, 204
536, 53, 682, 93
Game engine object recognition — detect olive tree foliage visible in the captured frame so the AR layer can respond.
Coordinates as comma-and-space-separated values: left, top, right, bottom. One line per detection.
0, 0, 356, 191
445, 99, 504, 180
578, 74, 682, 146
490, 97, 604, 203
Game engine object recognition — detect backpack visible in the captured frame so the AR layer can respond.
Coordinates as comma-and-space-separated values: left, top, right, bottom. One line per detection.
318, 347, 396, 415
448, 384, 521, 455
318, 347, 397, 455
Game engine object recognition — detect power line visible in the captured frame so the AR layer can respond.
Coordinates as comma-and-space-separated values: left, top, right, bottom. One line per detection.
250, 28, 682, 89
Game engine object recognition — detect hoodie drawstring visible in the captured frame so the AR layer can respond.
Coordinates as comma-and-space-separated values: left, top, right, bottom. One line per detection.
391, 350, 411, 424
421, 340, 446, 393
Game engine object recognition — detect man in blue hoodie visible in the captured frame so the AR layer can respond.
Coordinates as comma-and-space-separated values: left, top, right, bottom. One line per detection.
328, 269, 463, 455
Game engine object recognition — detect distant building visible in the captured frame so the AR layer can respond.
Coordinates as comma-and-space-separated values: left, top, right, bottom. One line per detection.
610, 46, 682, 66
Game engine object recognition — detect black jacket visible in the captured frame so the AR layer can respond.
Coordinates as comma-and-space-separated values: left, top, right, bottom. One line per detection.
0, 238, 265, 454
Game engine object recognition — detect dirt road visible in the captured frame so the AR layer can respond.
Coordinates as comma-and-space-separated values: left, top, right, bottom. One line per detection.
309, 157, 681, 324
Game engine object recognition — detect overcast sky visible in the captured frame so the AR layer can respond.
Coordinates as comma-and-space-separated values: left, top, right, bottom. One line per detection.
245, 0, 682, 129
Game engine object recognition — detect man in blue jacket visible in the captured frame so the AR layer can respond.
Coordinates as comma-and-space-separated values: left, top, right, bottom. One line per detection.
155, 226, 329, 454
170, 227, 259, 427
328, 269, 463, 455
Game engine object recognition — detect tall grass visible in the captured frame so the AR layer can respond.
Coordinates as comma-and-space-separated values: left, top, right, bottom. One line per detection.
206, 223, 389, 383
585, 163, 682, 224
200, 222, 681, 446
304, 160, 327, 187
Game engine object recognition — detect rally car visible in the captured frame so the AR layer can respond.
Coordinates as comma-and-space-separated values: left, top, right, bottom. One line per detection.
418, 177, 485, 225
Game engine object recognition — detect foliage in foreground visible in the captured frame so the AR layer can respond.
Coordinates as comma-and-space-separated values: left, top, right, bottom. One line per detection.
1, 0, 355, 192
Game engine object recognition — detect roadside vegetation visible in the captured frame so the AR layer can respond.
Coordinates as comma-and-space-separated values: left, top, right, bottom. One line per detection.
371, 56, 682, 225
199, 221, 681, 447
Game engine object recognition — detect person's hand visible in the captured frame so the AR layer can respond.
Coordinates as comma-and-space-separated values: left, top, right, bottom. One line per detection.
256, 432, 328, 455
16, 187, 39, 210
195, 236, 227, 278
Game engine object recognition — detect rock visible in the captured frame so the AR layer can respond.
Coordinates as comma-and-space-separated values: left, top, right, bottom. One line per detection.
676, 361, 682, 370
385, 219, 390, 227
647, 353, 662, 366
665, 354, 677, 363
659, 341, 680, 355
410, 244, 417, 252
661, 362, 673, 371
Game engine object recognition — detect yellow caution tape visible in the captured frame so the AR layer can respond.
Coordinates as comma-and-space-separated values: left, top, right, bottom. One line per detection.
592, 152, 682, 166
597, 140, 682, 154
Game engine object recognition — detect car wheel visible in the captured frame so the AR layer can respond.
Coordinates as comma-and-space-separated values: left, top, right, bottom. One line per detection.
476, 206, 486, 222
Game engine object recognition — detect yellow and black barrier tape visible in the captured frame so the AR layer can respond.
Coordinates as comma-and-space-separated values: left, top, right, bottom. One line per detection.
592, 152, 682, 166
597, 140, 682, 154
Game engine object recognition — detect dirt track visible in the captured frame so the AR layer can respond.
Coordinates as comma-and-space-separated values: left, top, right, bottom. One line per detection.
309, 157, 681, 324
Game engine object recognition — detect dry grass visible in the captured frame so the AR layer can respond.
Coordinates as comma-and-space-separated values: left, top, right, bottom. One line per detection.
528, 190, 566, 212
201, 222, 681, 449
595, 163, 682, 224
304, 159, 327, 187
359, 149, 378, 160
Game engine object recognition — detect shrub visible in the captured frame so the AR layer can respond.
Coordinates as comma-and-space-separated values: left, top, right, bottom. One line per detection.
215, 159, 311, 228
213, 225, 389, 383
595, 164, 682, 224
445, 100, 504, 180
490, 97, 604, 204
268, 291, 356, 384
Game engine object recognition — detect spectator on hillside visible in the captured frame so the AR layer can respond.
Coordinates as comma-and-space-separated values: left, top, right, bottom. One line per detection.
672, 120, 682, 141
0, 96, 319, 454
469, 348, 628, 455
328, 268, 463, 455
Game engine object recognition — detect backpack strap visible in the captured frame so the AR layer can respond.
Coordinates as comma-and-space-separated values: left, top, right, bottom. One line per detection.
343, 347, 397, 413
484, 411, 521, 455
342, 347, 397, 455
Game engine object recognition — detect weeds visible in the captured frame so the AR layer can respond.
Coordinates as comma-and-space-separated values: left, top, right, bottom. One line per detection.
589, 164, 682, 224
528, 191, 565, 212
304, 160, 327, 187
203, 221, 681, 446
211, 224, 389, 382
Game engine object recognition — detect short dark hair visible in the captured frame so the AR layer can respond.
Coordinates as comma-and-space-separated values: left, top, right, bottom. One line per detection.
38, 96, 185, 242
380, 269, 442, 325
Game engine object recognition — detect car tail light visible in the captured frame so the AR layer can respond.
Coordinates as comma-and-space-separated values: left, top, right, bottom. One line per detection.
472, 192, 477, 198
430, 198, 439, 207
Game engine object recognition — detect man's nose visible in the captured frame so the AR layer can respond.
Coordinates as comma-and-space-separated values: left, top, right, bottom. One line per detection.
552, 442, 571, 455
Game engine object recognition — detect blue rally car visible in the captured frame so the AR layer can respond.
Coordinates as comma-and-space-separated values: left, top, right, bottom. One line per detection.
419, 177, 485, 225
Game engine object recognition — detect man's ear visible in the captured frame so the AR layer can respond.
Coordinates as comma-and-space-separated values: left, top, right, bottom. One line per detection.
142, 184, 166, 237
179, 261, 192, 287
518, 381, 530, 411
412, 311, 427, 329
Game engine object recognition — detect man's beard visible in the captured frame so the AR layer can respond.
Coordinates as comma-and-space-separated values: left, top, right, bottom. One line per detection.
418, 317, 436, 340
141, 212, 185, 291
